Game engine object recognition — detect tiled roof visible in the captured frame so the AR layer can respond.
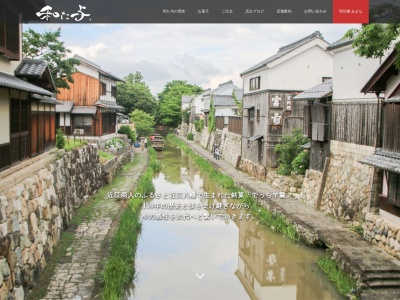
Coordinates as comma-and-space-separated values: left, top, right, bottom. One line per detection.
293, 79, 332, 100
385, 97, 400, 103
56, 101, 74, 113
182, 95, 195, 103
213, 95, 237, 106
71, 106, 97, 115
14, 59, 48, 77
210, 81, 241, 96
241, 31, 326, 76
30, 94, 62, 105
0, 71, 53, 96
359, 149, 400, 173
95, 100, 124, 111
326, 38, 353, 51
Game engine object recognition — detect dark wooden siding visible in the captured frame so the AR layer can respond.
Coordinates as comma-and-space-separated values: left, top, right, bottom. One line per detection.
382, 103, 400, 153
216, 116, 224, 130
331, 102, 377, 146
283, 99, 307, 135
228, 117, 242, 135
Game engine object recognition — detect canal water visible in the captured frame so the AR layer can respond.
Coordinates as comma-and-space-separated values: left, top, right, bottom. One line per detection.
126, 141, 342, 300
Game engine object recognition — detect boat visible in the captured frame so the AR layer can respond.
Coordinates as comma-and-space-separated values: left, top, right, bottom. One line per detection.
150, 135, 164, 151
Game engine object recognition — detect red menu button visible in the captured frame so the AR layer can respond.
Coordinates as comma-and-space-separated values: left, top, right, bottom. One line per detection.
333, 0, 369, 23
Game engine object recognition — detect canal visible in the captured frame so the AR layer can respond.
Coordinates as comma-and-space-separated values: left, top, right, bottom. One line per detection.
126, 140, 342, 300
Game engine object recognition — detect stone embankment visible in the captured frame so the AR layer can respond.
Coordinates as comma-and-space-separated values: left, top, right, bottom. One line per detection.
41, 149, 148, 299
0, 144, 133, 299
178, 136, 400, 299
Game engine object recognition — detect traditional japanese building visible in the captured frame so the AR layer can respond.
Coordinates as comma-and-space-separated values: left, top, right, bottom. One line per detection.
239, 31, 333, 180
360, 49, 400, 221
0, 11, 58, 172
55, 55, 124, 136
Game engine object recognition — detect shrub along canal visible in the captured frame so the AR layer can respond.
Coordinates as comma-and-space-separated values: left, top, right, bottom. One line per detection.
126, 139, 342, 299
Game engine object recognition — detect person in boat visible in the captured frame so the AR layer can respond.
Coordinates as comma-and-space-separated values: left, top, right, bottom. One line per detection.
144, 138, 148, 148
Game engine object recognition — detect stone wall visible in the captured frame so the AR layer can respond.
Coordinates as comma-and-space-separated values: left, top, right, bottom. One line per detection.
238, 158, 266, 181
219, 129, 241, 168
0, 145, 103, 298
266, 169, 304, 195
101, 150, 132, 184
319, 140, 374, 222
364, 213, 400, 259
300, 169, 323, 208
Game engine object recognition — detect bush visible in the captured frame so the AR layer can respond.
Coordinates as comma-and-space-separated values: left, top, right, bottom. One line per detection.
106, 138, 125, 149
274, 128, 309, 175
118, 125, 135, 143
186, 132, 194, 140
194, 120, 204, 132
292, 151, 310, 175
56, 129, 65, 149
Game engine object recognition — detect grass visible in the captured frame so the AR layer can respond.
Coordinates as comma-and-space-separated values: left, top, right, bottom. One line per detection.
318, 257, 358, 297
149, 147, 162, 172
101, 151, 154, 299
168, 134, 298, 241
99, 150, 114, 164
349, 225, 363, 236
64, 138, 87, 151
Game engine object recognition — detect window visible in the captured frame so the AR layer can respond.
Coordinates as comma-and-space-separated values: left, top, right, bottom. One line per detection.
111, 86, 117, 97
387, 172, 400, 206
0, 8, 20, 60
101, 82, 107, 95
250, 76, 260, 91
256, 109, 260, 122
248, 107, 254, 122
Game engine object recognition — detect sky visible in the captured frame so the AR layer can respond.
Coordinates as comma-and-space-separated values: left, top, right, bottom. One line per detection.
25, 24, 358, 95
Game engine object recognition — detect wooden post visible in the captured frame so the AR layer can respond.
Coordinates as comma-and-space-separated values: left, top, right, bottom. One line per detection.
315, 157, 330, 210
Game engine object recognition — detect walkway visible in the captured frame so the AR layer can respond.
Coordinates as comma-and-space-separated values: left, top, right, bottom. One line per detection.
180, 136, 400, 299
41, 149, 149, 300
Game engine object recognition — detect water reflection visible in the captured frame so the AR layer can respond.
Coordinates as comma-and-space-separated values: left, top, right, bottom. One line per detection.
127, 145, 341, 300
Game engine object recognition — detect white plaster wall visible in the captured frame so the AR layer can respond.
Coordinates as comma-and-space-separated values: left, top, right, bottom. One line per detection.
182, 102, 190, 110
243, 41, 332, 94
332, 45, 381, 101
386, 73, 400, 98
267, 46, 333, 91
193, 95, 204, 114
215, 107, 236, 117
76, 64, 98, 78
0, 88, 10, 144
100, 76, 117, 102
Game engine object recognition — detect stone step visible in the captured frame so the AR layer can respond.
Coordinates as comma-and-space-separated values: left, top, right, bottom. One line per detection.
361, 288, 400, 300
366, 279, 400, 288
362, 271, 400, 280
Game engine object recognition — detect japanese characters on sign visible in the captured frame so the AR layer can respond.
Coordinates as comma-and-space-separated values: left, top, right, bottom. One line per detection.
36, 5, 91, 21
270, 94, 283, 108
270, 112, 283, 126
285, 94, 292, 111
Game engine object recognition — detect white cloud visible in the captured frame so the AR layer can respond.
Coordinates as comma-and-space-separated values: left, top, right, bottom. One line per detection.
26, 23, 357, 94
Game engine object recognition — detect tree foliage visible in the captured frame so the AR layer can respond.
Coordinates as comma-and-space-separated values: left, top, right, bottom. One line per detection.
344, 24, 400, 69
116, 72, 156, 115
274, 129, 309, 175
157, 80, 202, 127
130, 109, 155, 137
22, 27, 80, 92
232, 91, 243, 116
207, 96, 216, 133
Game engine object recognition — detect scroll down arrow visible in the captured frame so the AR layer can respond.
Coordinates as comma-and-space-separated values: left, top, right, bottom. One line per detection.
196, 273, 205, 279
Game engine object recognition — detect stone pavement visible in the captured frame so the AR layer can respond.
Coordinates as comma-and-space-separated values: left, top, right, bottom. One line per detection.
40, 149, 149, 300
179, 137, 400, 299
